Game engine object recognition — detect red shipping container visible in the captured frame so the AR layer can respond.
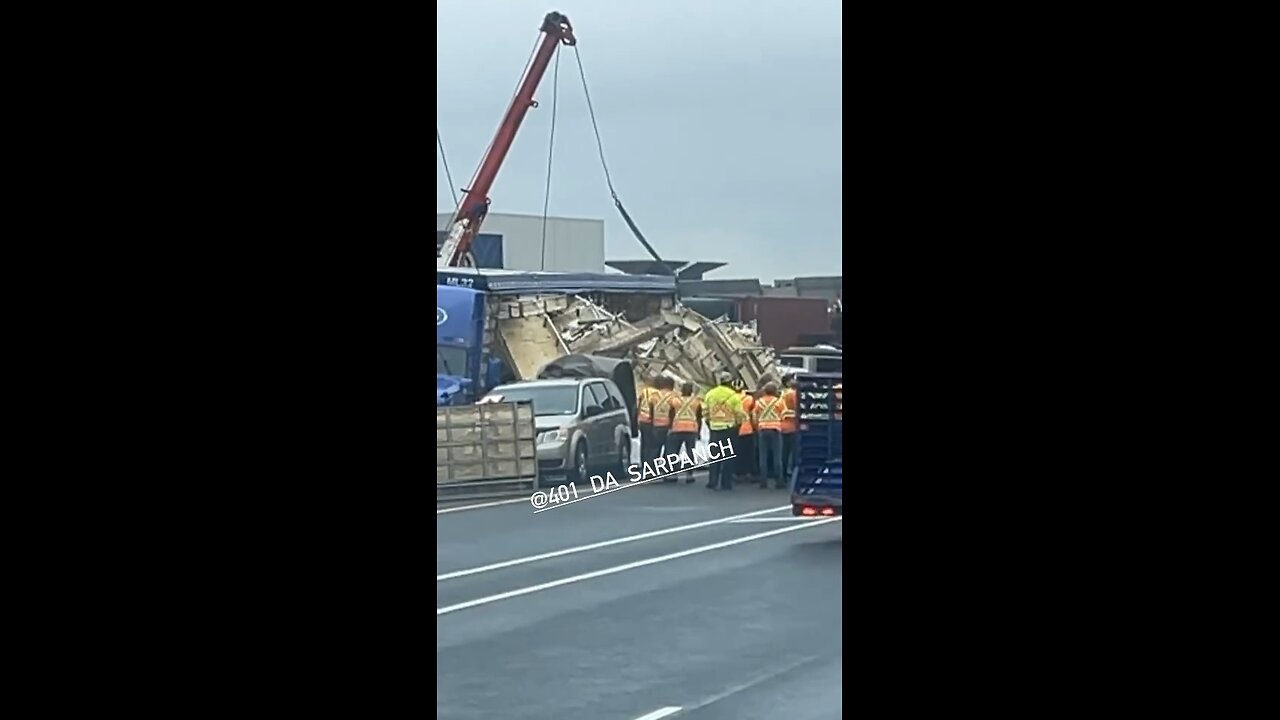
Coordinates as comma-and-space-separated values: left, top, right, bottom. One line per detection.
735, 296, 833, 350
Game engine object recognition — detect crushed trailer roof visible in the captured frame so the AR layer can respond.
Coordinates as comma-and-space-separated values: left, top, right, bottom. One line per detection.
436, 267, 677, 294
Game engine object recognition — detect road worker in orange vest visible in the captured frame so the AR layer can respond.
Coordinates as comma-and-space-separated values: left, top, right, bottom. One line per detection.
780, 375, 798, 481
636, 373, 660, 463
666, 381, 702, 483
753, 381, 787, 489
735, 382, 758, 483
648, 376, 677, 466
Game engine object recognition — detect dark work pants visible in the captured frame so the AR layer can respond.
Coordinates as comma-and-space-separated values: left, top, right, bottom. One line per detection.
707, 428, 736, 489
736, 433, 757, 477
651, 427, 669, 463
782, 432, 795, 481
666, 431, 698, 480
757, 429, 784, 487
639, 424, 654, 466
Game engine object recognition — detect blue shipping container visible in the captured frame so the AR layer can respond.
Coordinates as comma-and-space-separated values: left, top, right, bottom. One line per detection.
436, 231, 504, 269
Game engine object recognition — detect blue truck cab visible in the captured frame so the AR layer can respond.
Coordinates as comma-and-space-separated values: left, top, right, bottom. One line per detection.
790, 372, 843, 516
436, 285, 502, 406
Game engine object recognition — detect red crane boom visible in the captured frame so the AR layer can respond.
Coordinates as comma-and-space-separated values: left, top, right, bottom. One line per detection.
438, 11, 577, 267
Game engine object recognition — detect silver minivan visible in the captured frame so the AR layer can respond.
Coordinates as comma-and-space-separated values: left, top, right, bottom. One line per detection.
482, 378, 633, 484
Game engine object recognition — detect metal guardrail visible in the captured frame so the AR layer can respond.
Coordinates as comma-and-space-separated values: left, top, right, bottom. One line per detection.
436, 399, 540, 502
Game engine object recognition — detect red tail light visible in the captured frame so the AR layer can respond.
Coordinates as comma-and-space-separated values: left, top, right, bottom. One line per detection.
821, 507, 835, 516
802, 507, 817, 516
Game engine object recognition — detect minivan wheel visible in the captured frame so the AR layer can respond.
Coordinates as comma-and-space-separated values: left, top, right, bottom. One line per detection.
615, 438, 632, 478
571, 443, 589, 483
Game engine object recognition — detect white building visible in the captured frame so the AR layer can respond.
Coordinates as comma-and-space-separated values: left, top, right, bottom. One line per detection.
435, 211, 605, 273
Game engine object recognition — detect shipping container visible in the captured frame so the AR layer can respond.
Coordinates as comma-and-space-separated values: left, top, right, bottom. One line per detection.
680, 296, 740, 322
736, 296, 834, 350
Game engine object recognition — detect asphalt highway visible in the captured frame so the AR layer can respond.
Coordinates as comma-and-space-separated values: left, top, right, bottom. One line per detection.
436, 472, 843, 719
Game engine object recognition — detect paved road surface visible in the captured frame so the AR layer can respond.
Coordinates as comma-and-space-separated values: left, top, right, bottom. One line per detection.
437, 473, 843, 719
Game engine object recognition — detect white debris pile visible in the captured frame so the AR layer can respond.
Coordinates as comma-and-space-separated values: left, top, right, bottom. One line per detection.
492, 293, 780, 390
493, 294, 695, 380
633, 313, 777, 391
719, 320, 763, 348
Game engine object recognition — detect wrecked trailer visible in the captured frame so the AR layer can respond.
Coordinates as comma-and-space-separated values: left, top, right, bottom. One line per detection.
436, 267, 787, 401
436, 267, 678, 396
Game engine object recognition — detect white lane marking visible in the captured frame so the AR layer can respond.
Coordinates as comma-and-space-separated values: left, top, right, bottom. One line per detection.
632, 707, 682, 720
727, 517, 833, 523
436, 497, 528, 514
436, 517, 842, 615
681, 655, 821, 713
437, 505, 790, 581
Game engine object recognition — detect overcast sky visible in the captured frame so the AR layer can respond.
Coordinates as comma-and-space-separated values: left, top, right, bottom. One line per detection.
437, 0, 842, 283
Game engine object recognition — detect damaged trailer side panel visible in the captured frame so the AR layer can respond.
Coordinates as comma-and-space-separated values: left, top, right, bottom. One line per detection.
493, 293, 783, 392
437, 267, 794, 397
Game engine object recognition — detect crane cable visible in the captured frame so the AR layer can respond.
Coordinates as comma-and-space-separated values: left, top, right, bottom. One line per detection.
437, 128, 458, 208
571, 46, 676, 275
540, 47, 560, 270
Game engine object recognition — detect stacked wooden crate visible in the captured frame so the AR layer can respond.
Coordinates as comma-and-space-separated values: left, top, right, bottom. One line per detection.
436, 400, 539, 499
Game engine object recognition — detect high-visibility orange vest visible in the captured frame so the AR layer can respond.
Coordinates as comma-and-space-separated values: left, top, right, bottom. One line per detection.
671, 395, 700, 433
651, 390, 676, 428
637, 387, 656, 424
781, 388, 797, 433
739, 393, 755, 435
754, 394, 784, 431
